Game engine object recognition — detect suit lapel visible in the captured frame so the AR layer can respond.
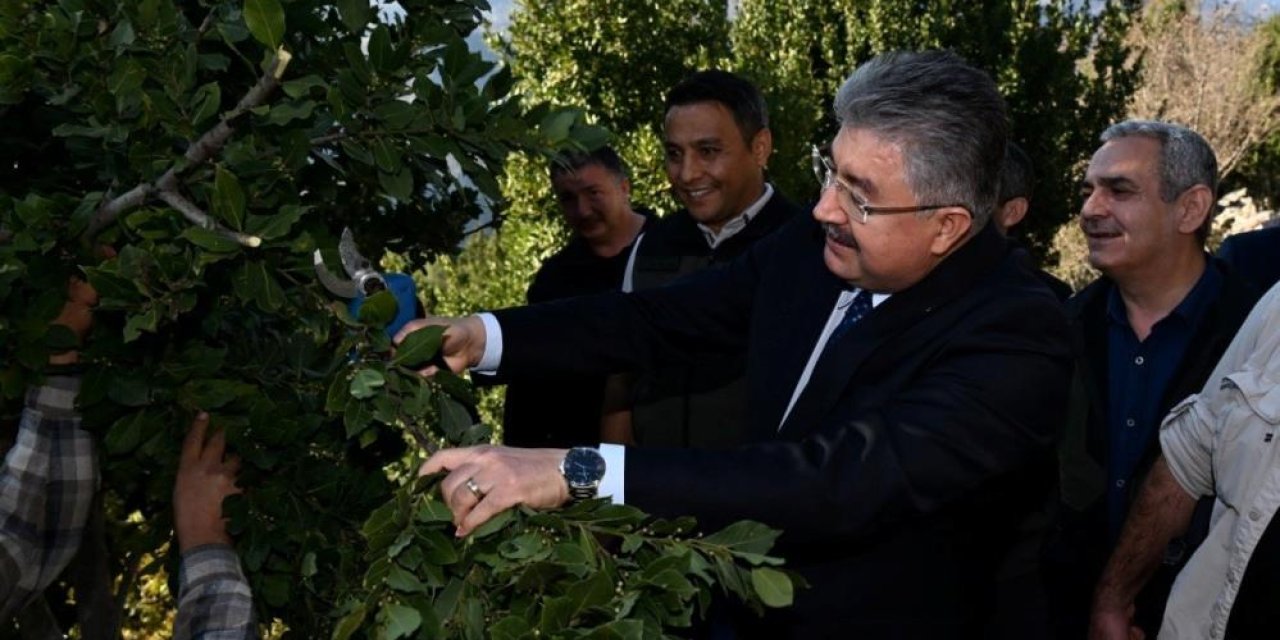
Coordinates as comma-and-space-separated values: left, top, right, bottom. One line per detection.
776, 225, 1008, 438
753, 250, 845, 440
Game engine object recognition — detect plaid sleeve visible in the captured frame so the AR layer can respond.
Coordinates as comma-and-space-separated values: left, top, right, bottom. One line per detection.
0, 375, 98, 620
174, 544, 257, 640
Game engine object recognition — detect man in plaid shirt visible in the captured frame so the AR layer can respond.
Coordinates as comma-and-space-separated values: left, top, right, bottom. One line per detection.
0, 278, 255, 637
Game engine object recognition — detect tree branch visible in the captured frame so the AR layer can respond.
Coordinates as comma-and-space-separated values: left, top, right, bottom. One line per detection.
85, 51, 291, 241
156, 188, 262, 248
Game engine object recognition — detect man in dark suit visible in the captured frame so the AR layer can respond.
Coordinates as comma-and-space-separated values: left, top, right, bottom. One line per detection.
1218, 225, 1280, 291
603, 70, 801, 450
402, 51, 1072, 638
1045, 121, 1261, 639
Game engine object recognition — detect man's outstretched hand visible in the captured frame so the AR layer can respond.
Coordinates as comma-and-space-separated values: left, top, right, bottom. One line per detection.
393, 315, 488, 376
174, 413, 242, 552
48, 277, 99, 366
419, 446, 569, 537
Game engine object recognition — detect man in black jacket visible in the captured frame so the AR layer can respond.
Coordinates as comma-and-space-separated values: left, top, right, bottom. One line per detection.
1218, 225, 1280, 292
499, 147, 652, 448
401, 51, 1071, 638
1046, 120, 1261, 639
602, 70, 801, 450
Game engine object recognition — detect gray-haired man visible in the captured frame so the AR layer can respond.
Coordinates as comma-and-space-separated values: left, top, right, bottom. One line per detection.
1048, 120, 1261, 638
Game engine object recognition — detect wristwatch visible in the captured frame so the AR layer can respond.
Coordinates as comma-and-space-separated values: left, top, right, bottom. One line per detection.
560, 447, 606, 502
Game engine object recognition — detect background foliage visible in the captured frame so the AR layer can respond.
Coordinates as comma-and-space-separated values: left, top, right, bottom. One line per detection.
0, 0, 786, 636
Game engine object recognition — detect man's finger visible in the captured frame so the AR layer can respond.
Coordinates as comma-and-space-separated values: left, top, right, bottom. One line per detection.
224, 454, 242, 478
419, 446, 479, 477
203, 426, 228, 463
393, 318, 434, 345
180, 412, 210, 466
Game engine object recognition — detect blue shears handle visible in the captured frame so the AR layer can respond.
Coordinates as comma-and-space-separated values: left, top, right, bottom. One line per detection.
348, 273, 418, 337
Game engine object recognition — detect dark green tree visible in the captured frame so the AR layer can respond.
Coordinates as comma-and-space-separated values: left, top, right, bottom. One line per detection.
0, 0, 788, 636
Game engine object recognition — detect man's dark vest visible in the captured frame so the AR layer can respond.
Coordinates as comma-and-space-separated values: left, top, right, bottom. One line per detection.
628, 191, 801, 450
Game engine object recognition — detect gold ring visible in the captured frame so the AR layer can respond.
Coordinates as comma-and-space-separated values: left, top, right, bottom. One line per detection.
464, 477, 484, 499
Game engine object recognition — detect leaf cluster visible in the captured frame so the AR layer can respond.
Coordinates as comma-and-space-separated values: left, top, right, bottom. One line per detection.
333, 474, 796, 640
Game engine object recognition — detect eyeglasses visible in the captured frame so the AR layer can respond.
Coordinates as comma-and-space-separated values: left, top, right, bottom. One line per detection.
811, 145, 969, 224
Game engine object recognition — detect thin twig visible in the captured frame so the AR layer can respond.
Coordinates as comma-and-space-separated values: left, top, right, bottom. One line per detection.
156, 189, 262, 247
85, 51, 291, 242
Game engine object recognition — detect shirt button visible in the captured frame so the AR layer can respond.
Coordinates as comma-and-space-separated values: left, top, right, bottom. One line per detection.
1116, 479, 1127, 488
1250, 509, 1262, 521
1134, 356, 1145, 365
1126, 418, 1136, 427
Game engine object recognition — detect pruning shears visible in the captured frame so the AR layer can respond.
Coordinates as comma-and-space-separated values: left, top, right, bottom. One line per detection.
314, 228, 417, 337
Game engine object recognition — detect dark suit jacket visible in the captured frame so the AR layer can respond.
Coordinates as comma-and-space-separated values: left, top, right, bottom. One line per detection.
627, 193, 801, 450
492, 218, 1073, 638
1219, 226, 1280, 292
1047, 260, 1260, 638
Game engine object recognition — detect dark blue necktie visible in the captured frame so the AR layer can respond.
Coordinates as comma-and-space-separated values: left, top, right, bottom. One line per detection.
829, 289, 874, 344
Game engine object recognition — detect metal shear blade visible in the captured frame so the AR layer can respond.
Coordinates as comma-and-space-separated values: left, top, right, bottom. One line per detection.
314, 227, 387, 298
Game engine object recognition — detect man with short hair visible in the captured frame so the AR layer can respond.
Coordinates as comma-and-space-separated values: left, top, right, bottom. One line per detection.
995, 141, 1072, 301
603, 70, 801, 450
399, 50, 1071, 638
995, 141, 1036, 235
499, 146, 651, 448
1047, 120, 1261, 638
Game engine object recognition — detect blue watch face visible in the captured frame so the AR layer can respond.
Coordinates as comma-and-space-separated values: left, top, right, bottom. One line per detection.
565, 449, 605, 485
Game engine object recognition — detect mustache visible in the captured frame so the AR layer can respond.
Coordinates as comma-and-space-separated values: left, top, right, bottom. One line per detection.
1080, 219, 1121, 236
823, 223, 856, 247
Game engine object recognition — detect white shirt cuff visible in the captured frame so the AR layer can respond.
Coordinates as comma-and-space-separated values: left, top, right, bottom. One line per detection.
598, 443, 626, 505
473, 313, 503, 374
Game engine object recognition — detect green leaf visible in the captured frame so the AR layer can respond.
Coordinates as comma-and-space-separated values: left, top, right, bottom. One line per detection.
326, 372, 351, 413
213, 166, 246, 230
469, 509, 513, 539
105, 410, 152, 454
181, 227, 241, 253
378, 168, 414, 202
379, 603, 422, 640
371, 138, 399, 173
348, 368, 385, 399
357, 290, 398, 326
123, 307, 161, 343
417, 498, 452, 523
336, 0, 371, 34
392, 325, 443, 367
701, 520, 781, 556
282, 74, 325, 98
368, 25, 394, 74
190, 82, 221, 125
332, 604, 366, 640
540, 109, 577, 143
436, 395, 473, 442
244, 0, 285, 49
301, 552, 317, 578
750, 567, 794, 608
384, 565, 427, 594
343, 399, 372, 438
246, 204, 307, 240
233, 260, 286, 311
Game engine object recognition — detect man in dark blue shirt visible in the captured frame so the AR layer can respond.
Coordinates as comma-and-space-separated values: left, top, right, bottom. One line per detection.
1046, 121, 1260, 639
